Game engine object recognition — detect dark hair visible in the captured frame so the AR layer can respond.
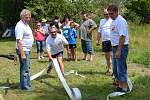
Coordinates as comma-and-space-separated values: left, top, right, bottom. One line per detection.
107, 5, 118, 12
54, 16, 60, 20
63, 15, 70, 22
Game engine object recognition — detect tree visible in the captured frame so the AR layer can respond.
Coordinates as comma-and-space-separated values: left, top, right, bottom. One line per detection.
24, 0, 101, 23
124, 0, 150, 24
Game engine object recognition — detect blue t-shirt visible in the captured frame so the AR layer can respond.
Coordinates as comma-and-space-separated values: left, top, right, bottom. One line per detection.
67, 28, 77, 44
63, 25, 70, 39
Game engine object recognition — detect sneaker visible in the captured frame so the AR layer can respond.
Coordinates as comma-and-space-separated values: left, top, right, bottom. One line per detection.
40, 56, 44, 59
114, 87, 128, 93
47, 63, 53, 73
38, 57, 41, 61
105, 70, 113, 76
118, 88, 128, 93
114, 87, 122, 92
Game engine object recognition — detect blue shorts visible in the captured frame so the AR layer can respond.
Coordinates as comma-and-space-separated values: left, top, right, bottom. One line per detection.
81, 39, 93, 55
112, 45, 128, 82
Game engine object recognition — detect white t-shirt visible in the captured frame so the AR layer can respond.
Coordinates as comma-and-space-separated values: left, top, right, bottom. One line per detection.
110, 15, 129, 46
15, 20, 34, 51
46, 34, 68, 55
98, 18, 112, 41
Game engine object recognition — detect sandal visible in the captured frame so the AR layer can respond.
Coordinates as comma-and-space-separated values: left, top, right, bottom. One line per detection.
105, 70, 113, 76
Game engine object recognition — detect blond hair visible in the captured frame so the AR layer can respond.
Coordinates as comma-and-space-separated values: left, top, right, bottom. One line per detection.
20, 9, 31, 18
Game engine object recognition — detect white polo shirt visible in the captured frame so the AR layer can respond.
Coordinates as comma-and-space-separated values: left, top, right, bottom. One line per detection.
46, 34, 68, 55
98, 18, 112, 41
110, 15, 129, 46
15, 20, 34, 51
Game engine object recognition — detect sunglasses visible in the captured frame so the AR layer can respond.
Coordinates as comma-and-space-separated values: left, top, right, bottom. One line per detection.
104, 14, 109, 16
25, 17, 31, 19
51, 31, 57, 33
108, 13, 114, 15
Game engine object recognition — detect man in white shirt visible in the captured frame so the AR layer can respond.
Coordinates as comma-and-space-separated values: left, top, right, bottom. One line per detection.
15, 9, 34, 90
46, 26, 68, 75
108, 5, 129, 93
97, 9, 112, 75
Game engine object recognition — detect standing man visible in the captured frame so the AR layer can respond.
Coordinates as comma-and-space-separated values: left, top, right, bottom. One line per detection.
96, 9, 112, 75
15, 9, 34, 90
107, 5, 129, 92
80, 13, 97, 61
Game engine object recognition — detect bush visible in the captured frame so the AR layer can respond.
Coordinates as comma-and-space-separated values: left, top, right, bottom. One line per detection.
123, 10, 141, 24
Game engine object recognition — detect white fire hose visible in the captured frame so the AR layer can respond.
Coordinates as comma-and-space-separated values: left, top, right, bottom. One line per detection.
53, 59, 82, 100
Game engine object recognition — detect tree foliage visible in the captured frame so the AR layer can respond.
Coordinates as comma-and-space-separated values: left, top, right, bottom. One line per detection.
24, 0, 102, 22
124, 0, 150, 23
0, 0, 24, 33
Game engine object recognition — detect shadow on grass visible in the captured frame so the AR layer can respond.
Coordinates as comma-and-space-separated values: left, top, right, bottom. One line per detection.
35, 74, 56, 80
0, 38, 15, 42
78, 70, 106, 76
0, 54, 15, 60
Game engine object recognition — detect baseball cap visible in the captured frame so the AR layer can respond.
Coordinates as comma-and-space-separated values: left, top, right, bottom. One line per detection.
41, 18, 47, 22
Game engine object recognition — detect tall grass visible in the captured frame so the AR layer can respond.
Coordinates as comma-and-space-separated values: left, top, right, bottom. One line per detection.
128, 23, 150, 65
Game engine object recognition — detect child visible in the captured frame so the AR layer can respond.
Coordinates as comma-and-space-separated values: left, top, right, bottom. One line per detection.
67, 21, 78, 61
46, 26, 68, 75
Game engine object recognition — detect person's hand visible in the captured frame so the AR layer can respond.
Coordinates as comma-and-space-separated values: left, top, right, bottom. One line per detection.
115, 50, 121, 58
21, 54, 26, 59
49, 57, 54, 62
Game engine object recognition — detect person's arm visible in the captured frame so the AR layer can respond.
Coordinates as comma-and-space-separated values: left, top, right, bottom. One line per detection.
46, 41, 53, 61
74, 22, 80, 29
88, 20, 97, 33
36, 28, 45, 35
40, 28, 45, 35
96, 32, 101, 46
61, 35, 69, 48
60, 22, 65, 29
115, 18, 128, 58
17, 39, 26, 59
89, 26, 97, 32
115, 35, 125, 58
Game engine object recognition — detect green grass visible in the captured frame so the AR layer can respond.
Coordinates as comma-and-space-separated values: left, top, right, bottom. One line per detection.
128, 23, 150, 65
0, 23, 150, 100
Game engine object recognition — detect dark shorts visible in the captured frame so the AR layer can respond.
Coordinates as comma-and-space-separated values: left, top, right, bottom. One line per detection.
52, 51, 63, 58
69, 44, 76, 49
102, 40, 112, 52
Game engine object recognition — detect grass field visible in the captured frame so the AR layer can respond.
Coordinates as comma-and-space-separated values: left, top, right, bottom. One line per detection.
0, 23, 150, 100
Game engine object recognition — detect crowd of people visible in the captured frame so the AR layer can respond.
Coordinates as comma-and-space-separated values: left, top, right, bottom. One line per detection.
14, 4, 129, 95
